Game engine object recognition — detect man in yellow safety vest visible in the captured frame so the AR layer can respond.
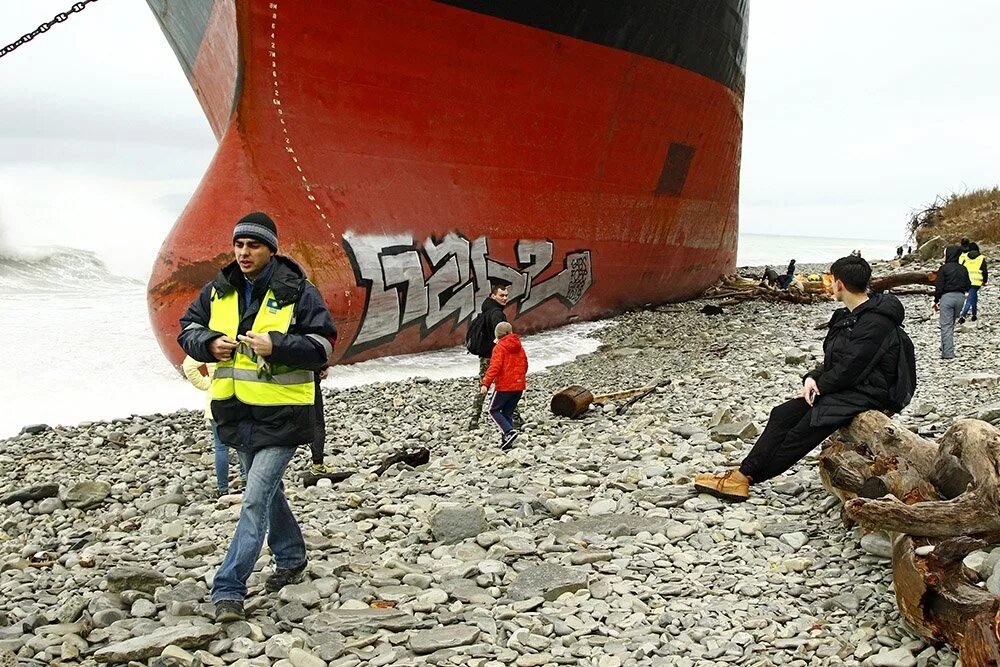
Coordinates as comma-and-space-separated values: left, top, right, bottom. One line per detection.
178, 212, 337, 623
959, 241, 988, 323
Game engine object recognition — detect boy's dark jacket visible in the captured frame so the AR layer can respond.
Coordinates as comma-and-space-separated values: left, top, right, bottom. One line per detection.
805, 293, 906, 427
178, 256, 337, 450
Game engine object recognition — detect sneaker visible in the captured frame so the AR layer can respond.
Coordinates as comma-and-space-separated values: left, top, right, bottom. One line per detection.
310, 462, 337, 475
958, 317, 966, 324
265, 562, 307, 592
693, 470, 750, 502
467, 418, 479, 431
500, 430, 520, 451
214, 599, 245, 622
972, 315, 978, 322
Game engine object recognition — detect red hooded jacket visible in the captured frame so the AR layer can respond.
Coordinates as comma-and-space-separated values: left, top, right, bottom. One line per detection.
482, 333, 528, 391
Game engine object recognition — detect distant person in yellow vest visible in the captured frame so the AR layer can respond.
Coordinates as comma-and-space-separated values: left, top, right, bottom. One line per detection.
178, 212, 337, 623
182, 356, 246, 497
959, 242, 987, 323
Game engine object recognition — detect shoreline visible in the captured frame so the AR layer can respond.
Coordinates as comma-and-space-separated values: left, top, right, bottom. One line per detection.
3, 244, 995, 665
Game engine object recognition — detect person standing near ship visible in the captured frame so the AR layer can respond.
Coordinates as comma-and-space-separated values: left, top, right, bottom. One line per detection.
178, 212, 337, 622
467, 280, 522, 430
181, 355, 245, 497
480, 322, 528, 450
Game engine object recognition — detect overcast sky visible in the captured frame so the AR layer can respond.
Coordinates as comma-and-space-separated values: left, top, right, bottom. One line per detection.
1, 0, 998, 276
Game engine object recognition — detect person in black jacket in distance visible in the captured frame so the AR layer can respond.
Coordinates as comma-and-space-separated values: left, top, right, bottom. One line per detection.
933, 245, 971, 359
695, 255, 908, 501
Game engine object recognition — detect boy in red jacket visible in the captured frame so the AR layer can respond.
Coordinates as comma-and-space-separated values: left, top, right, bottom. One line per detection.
479, 321, 528, 449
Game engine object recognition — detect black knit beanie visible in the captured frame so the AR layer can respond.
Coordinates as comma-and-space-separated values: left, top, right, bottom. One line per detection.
233, 212, 278, 253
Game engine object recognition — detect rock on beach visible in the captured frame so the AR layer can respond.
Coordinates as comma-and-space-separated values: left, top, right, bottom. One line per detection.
0, 250, 982, 666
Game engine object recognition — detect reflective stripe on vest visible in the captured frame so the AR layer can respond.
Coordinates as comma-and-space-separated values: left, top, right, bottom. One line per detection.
207, 287, 315, 406
963, 255, 985, 286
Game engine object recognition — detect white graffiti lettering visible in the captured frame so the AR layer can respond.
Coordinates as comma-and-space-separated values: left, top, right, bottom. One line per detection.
343, 232, 594, 353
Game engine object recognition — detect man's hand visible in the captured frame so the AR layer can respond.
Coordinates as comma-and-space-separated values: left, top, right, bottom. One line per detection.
319, 368, 329, 380
209, 335, 238, 361
479, 385, 488, 395
800, 377, 820, 406
238, 331, 273, 358
932, 303, 940, 313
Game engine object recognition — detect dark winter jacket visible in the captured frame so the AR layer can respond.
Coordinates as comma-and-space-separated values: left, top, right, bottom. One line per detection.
178, 256, 337, 450
934, 245, 972, 303
477, 297, 509, 359
805, 293, 906, 427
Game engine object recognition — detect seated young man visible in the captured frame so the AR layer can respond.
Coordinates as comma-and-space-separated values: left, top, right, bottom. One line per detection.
695, 255, 906, 501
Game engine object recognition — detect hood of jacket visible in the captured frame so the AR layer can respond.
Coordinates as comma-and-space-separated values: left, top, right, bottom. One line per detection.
853, 293, 905, 326
496, 333, 523, 354
212, 255, 307, 306
967, 249, 982, 260
944, 245, 963, 263
830, 293, 904, 330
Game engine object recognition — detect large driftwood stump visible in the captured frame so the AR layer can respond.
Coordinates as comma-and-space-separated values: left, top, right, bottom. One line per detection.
819, 411, 1000, 665
869, 270, 937, 293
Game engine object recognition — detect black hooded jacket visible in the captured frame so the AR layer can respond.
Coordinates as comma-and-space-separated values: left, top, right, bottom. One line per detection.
478, 297, 509, 359
935, 245, 972, 303
806, 293, 906, 427
178, 256, 337, 450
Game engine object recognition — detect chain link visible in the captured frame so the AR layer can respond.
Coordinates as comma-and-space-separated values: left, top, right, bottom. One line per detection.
0, 1, 100, 60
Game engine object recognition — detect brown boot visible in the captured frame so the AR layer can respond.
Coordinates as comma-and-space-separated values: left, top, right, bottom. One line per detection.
694, 469, 750, 502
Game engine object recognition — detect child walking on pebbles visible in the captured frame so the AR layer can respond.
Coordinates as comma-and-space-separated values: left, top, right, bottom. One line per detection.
479, 321, 528, 450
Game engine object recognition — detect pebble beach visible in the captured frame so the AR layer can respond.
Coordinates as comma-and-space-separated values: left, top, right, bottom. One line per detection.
3, 252, 998, 667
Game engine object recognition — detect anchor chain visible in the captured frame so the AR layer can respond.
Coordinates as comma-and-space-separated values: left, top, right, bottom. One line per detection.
0, 1, 101, 60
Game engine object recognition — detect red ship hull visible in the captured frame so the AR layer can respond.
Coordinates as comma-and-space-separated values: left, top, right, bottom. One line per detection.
147, 0, 747, 365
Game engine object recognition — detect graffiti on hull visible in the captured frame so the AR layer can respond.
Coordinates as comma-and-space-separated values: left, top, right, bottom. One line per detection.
343, 232, 593, 354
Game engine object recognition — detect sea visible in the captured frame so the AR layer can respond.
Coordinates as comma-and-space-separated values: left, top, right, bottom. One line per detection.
1, 233, 900, 438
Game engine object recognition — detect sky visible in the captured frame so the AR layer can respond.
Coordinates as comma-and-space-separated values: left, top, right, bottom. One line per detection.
0, 0, 998, 279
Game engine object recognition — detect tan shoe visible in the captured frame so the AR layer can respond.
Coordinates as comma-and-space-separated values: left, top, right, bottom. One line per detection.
694, 470, 750, 502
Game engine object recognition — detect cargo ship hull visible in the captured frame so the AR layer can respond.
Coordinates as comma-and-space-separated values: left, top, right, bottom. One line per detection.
146, 0, 747, 364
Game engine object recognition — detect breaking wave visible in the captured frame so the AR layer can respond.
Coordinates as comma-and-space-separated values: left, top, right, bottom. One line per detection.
0, 245, 143, 292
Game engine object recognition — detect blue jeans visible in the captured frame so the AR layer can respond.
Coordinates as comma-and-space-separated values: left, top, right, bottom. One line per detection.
489, 390, 523, 434
212, 445, 306, 603
961, 286, 980, 318
211, 420, 246, 494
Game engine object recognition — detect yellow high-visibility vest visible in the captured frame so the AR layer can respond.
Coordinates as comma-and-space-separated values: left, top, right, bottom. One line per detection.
963, 255, 986, 287
207, 288, 315, 406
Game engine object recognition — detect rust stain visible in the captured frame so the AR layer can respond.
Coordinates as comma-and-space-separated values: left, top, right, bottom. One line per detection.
150, 253, 230, 300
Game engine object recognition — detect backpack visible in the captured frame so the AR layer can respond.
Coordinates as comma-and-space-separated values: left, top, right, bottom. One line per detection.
465, 314, 490, 356
888, 326, 917, 413
856, 315, 917, 414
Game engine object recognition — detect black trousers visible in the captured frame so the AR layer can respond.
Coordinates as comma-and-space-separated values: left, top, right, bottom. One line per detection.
738, 398, 840, 483
310, 377, 325, 464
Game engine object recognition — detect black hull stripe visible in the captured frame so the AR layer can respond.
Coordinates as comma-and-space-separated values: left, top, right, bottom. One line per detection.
146, 0, 214, 80
434, 0, 748, 95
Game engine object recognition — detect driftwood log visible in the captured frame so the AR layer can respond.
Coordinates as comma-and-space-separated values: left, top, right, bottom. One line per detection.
869, 271, 937, 293
704, 275, 827, 305
704, 271, 937, 305
820, 411, 1000, 664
